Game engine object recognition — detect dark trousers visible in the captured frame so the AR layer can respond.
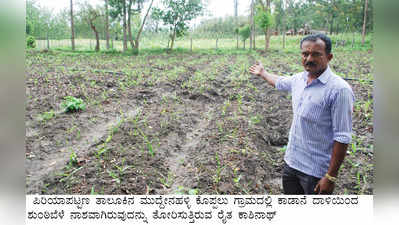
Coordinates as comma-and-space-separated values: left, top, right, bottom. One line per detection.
282, 163, 321, 195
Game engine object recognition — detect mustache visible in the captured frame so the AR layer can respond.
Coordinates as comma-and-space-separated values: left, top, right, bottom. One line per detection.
305, 62, 316, 66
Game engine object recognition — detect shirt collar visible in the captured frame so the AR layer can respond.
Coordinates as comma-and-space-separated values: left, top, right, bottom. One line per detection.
302, 66, 332, 85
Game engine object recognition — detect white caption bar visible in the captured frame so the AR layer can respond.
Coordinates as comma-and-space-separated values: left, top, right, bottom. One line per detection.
26, 195, 373, 225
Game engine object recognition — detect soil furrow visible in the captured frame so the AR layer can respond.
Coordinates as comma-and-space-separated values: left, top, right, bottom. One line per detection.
25, 107, 141, 194
164, 106, 214, 194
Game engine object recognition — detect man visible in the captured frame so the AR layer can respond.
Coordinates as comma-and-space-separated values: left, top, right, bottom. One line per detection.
249, 34, 354, 194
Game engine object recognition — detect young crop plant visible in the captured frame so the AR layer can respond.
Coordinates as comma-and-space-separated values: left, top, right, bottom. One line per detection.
39, 110, 56, 122
221, 100, 231, 116
107, 169, 121, 185
68, 150, 78, 168
159, 171, 174, 188
90, 186, 99, 195
249, 115, 261, 127
61, 96, 86, 113
213, 153, 225, 185
138, 128, 155, 157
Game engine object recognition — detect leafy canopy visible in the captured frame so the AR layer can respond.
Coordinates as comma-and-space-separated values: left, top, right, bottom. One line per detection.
152, 0, 204, 38
239, 25, 250, 41
255, 5, 273, 31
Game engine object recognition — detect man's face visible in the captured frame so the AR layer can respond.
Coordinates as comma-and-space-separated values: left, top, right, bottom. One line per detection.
301, 39, 332, 76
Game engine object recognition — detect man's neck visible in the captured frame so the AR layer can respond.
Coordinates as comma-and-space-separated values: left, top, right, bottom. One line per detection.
307, 66, 328, 84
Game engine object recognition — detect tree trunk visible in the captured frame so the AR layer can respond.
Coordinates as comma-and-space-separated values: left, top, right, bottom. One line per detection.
264, 32, 267, 51
127, 0, 134, 49
70, 0, 75, 50
170, 25, 177, 50
46, 31, 50, 49
90, 23, 100, 52
283, 28, 286, 49
105, 0, 110, 49
265, 0, 271, 51
253, 26, 256, 49
122, 1, 127, 52
282, 0, 286, 49
134, 0, 154, 52
361, 0, 369, 45
249, 0, 254, 50
234, 0, 238, 49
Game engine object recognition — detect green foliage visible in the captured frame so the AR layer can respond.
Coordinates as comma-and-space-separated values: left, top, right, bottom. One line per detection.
152, 0, 204, 49
68, 150, 78, 167
238, 25, 250, 42
39, 110, 55, 121
255, 6, 273, 32
26, 20, 33, 35
26, 35, 36, 48
61, 96, 86, 113
192, 15, 249, 38
188, 188, 199, 195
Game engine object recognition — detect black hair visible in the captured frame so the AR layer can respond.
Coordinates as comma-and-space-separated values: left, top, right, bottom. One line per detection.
300, 33, 332, 55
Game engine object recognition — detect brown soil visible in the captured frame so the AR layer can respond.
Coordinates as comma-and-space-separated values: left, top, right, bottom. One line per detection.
25, 50, 373, 195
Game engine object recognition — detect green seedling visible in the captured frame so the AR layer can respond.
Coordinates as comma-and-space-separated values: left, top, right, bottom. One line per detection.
176, 186, 186, 195
90, 186, 98, 195
61, 96, 86, 112
115, 164, 132, 175
40, 110, 55, 121
233, 175, 242, 184
188, 188, 199, 195
138, 128, 155, 157
68, 150, 78, 168
95, 144, 108, 158
213, 154, 225, 184
159, 172, 174, 188
249, 115, 261, 126
107, 170, 121, 184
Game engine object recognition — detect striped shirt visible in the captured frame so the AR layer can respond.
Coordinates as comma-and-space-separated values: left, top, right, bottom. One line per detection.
275, 66, 354, 178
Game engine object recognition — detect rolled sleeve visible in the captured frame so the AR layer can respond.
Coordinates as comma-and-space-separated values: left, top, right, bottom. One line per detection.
331, 88, 355, 144
275, 76, 293, 92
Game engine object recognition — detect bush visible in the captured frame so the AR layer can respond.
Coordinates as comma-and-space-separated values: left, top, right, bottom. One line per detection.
26, 35, 36, 48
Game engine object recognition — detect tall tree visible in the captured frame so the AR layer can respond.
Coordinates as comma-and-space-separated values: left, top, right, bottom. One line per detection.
70, 0, 75, 50
127, 0, 153, 51
133, 0, 154, 51
109, 0, 154, 53
239, 25, 251, 49
153, 0, 204, 50
361, 0, 368, 45
256, 0, 273, 51
105, 0, 110, 49
79, 2, 103, 52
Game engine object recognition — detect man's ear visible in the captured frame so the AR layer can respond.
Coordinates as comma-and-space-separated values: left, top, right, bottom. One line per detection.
327, 53, 333, 61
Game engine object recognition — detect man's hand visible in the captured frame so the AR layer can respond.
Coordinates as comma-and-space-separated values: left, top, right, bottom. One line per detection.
314, 177, 335, 194
248, 62, 279, 87
249, 61, 265, 77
